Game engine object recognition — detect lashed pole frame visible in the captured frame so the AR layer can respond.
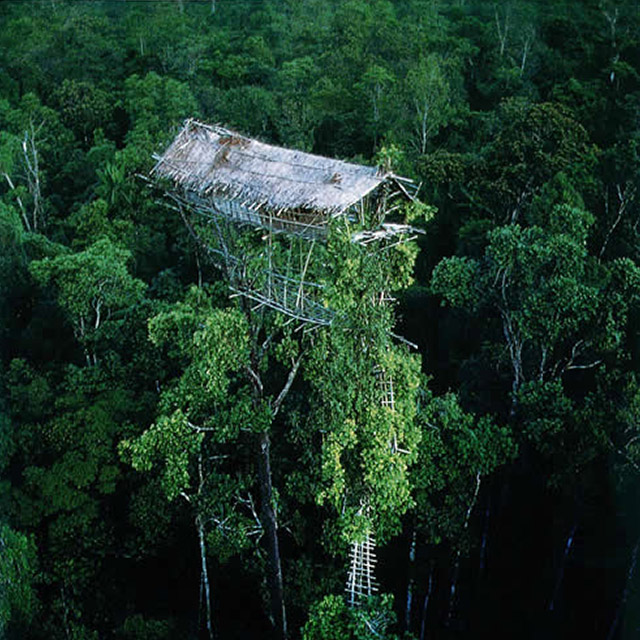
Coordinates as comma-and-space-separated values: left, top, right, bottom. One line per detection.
161, 186, 335, 327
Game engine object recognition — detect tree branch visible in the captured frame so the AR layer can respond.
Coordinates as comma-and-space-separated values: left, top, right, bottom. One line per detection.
187, 420, 219, 433
565, 360, 602, 371
272, 354, 303, 417
600, 182, 636, 258
3, 172, 30, 231
246, 365, 264, 395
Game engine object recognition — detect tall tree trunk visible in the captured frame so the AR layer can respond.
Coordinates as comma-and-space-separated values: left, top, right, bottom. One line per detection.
479, 493, 491, 572
257, 429, 287, 639
22, 124, 43, 232
607, 536, 640, 640
246, 336, 289, 640
405, 529, 417, 631
501, 308, 523, 419
548, 522, 577, 612
197, 515, 214, 640
419, 563, 434, 640
494, 6, 509, 57
237, 252, 293, 640
446, 472, 481, 626
599, 183, 636, 259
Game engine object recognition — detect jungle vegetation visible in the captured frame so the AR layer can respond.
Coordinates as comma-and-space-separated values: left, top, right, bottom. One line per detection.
1, 1, 640, 639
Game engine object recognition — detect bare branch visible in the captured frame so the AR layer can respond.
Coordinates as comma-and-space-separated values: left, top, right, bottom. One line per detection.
21, 123, 43, 232
187, 420, 219, 433
3, 172, 30, 231
600, 182, 636, 258
565, 360, 602, 371
539, 344, 548, 382
238, 492, 263, 536
272, 354, 303, 417
562, 339, 601, 372
246, 365, 264, 395
259, 331, 277, 362
494, 5, 510, 57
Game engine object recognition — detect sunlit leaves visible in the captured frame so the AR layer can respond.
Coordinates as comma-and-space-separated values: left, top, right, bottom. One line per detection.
121, 409, 203, 501
306, 225, 422, 544
303, 593, 399, 640
0, 524, 36, 633
412, 389, 515, 543
30, 238, 146, 353
431, 256, 479, 309
431, 204, 637, 390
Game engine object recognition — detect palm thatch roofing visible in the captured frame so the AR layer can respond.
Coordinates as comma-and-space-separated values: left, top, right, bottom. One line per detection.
152, 119, 415, 219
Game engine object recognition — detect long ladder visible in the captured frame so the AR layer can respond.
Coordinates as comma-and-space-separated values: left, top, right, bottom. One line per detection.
346, 532, 378, 606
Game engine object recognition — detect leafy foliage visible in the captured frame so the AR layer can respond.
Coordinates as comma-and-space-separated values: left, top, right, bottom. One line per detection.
0, 524, 36, 635
2, 1, 640, 638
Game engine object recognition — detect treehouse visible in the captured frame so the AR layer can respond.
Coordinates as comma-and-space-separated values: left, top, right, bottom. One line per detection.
151, 120, 419, 328
153, 120, 418, 608
152, 119, 417, 239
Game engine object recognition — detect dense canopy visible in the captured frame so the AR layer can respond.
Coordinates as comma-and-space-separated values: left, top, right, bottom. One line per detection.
2, 1, 640, 640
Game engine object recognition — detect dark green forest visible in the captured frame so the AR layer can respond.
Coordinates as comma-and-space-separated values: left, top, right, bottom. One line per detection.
2, 0, 640, 638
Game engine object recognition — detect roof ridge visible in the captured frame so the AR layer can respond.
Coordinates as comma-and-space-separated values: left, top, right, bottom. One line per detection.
187, 119, 383, 177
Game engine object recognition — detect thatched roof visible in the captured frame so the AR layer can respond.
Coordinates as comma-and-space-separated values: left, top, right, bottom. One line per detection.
152, 120, 413, 216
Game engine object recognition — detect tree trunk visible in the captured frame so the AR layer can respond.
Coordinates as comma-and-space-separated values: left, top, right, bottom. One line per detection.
548, 522, 577, 612
607, 536, 639, 640
494, 7, 509, 57
22, 125, 43, 232
238, 257, 292, 640
446, 472, 481, 626
197, 515, 214, 640
479, 493, 491, 572
257, 429, 288, 640
419, 564, 434, 640
599, 183, 635, 259
195, 248, 203, 288
405, 529, 417, 630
